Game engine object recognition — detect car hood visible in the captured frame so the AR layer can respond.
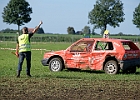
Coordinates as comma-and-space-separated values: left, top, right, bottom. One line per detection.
43, 50, 66, 58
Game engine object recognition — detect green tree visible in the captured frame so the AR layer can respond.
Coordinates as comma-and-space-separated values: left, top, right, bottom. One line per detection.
2, 0, 32, 34
133, 3, 140, 30
67, 27, 75, 34
88, 0, 125, 34
118, 32, 123, 36
0, 28, 18, 33
82, 26, 91, 34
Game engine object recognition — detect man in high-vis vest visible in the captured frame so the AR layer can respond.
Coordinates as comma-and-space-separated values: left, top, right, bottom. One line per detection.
15, 21, 43, 78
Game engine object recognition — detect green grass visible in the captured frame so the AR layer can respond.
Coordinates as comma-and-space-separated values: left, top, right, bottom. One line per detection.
0, 41, 140, 99
0, 41, 140, 80
0, 41, 71, 49
0, 42, 71, 77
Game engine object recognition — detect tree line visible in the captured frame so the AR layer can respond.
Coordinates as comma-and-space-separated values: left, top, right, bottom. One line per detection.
0, 28, 45, 34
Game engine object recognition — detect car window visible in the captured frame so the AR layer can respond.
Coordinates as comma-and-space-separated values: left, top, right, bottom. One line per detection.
122, 42, 139, 50
95, 41, 113, 50
70, 41, 94, 52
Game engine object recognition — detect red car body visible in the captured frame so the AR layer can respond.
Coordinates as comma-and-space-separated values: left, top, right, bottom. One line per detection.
41, 38, 140, 74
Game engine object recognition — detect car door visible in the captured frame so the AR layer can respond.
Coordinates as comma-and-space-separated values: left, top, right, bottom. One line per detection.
90, 41, 114, 70
65, 41, 93, 69
90, 41, 106, 70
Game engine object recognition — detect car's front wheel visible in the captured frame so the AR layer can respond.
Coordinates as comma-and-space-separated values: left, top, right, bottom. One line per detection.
49, 58, 63, 72
104, 60, 119, 74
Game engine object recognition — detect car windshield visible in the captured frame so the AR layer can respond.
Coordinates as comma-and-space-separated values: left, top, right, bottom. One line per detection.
70, 41, 94, 52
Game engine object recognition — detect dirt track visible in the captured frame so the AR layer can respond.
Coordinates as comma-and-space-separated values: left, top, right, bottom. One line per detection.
0, 78, 140, 100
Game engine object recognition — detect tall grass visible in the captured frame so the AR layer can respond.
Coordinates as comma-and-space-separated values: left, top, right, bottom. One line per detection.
0, 33, 140, 39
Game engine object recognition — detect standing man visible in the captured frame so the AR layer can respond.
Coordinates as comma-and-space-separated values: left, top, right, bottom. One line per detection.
15, 21, 43, 78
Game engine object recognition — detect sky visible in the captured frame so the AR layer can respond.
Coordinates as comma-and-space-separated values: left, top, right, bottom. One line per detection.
0, 0, 140, 35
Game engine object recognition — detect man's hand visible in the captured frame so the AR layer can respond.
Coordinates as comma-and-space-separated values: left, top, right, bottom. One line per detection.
39, 21, 43, 25
15, 52, 19, 57
32, 20, 43, 33
11, 52, 19, 58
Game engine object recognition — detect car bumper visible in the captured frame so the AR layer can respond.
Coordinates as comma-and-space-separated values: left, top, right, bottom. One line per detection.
41, 58, 49, 66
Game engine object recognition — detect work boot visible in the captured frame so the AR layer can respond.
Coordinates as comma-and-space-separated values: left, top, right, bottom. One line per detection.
27, 72, 31, 77
17, 71, 20, 78
27, 74, 32, 77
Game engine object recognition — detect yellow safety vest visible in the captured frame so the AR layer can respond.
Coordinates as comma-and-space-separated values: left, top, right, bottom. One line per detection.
18, 34, 31, 52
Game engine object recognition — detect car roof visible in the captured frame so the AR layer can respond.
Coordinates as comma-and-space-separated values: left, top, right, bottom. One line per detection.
80, 38, 131, 42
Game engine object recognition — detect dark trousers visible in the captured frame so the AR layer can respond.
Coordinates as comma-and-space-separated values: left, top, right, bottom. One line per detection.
17, 51, 31, 75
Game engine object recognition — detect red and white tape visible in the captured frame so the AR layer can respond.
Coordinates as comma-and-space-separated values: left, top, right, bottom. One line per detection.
0, 48, 51, 51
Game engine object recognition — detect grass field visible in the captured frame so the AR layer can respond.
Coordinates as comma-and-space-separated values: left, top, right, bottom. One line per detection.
0, 41, 140, 100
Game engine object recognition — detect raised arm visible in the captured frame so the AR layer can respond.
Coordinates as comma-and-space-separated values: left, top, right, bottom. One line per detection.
32, 21, 43, 34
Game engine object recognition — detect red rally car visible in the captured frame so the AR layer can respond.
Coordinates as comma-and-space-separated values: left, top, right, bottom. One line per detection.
41, 38, 140, 74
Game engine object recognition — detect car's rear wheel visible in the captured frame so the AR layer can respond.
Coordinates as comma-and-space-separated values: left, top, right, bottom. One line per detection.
104, 60, 119, 74
49, 58, 63, 72
129, 67, 136, 73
